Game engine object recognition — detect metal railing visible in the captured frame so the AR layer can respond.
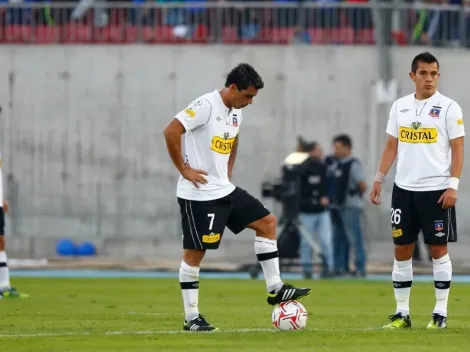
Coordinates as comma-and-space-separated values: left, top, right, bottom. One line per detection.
0, 2, 469, 46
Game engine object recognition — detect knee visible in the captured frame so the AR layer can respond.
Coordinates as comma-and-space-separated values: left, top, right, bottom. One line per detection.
394, 244, 414, 261
256, 214, 277, 239
428, 244, 448, 260
265, 214, 277, 232
0, 237, 4, 251
182, 249, 205, 267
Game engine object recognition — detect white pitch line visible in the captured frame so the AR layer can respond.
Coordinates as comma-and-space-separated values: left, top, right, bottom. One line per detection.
0, 327, 384, 338
128, 312, 183, 316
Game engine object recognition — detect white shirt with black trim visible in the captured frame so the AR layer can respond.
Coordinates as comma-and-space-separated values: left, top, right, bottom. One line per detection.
386, 91, 465, 191
175, 90, 242, 201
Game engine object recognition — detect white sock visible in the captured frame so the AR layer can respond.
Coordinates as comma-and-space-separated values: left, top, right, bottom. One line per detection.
433, 254, 452, 317
255, 237, 283, 293
392, 258, 413, 316
179, 261, 200, 322
0, 251, 10, 290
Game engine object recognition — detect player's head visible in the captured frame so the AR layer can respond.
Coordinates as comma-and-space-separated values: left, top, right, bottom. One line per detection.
409, 52, 440, 99
332, 134, 352, 158
224, 63, 264, 109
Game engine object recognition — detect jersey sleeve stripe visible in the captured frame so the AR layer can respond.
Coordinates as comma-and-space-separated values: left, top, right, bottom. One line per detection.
444, 100, 454, 125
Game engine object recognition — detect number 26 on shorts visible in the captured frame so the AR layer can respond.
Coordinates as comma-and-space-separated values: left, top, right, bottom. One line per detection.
391, 208, 401, 225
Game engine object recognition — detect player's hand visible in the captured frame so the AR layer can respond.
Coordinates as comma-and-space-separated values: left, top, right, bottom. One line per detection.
181, 166, 208, 188
2, 201, 8, 214
320, 196, 330, 206
369, 181, 382, 205
437, 188, 457, 209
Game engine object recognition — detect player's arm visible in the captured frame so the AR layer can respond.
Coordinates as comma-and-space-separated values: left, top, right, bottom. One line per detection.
438, 102, 465, 208
227, 135, 239, 181
370, 101, 399, 204
446, 102, 465, 182
449, 137, 464, 180
163, 101, 211, 187
163, 119, 187, 174
376, 135, 399, 179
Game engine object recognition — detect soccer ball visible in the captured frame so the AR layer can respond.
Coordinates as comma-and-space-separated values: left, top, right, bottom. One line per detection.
272, 301, 308, 331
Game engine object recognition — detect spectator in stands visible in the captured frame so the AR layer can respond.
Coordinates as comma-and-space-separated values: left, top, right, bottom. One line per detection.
290, 24, 312, 43
417, 0, 465, 46
345, 0, 373, 43
70, 0, 109, 27
310, 0, 341, 42
227, 0, 262, 41
273, 0, 299, 28
0, 0, 36, 25
129, 0, 157, 26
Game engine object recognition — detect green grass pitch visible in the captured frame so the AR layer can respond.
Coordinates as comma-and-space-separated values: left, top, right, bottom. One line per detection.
0, 277, 469, 351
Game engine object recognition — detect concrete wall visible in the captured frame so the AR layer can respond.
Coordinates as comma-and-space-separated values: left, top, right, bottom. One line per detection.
1, 45, 470, 264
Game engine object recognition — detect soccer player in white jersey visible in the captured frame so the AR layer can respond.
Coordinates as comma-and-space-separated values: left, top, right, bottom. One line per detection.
370, 52, 464, 329
163, 63, 311, 331
0, 154, 29, 298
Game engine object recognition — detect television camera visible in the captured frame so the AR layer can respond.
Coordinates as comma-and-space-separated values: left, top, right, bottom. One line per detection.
247, 139, 326, 279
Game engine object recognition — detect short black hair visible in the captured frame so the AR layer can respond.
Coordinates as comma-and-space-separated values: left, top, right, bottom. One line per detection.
225, 63, 264, 91
411, 52, 439, 73
333, 134, 352, 149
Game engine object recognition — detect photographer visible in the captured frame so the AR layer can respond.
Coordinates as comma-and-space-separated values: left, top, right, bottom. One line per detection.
298, 141, 334, 279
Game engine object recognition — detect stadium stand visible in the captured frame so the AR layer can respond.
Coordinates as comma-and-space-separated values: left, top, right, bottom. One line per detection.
0, 1, 469, 46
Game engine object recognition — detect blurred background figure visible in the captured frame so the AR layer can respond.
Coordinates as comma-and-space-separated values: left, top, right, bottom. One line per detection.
326, 134, 367, 277
298, 140, 334, 279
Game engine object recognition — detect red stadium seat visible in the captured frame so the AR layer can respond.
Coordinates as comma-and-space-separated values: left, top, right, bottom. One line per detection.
124, 26, 139, 43
222, 26, 238, 43
4, 25, 32, 43
271, 27, 295, 42
193, 24, 208, 43
260, 27, 273, 41
94, 26, 124, 43
64, 24, 92, 43
331, 27, 355, 44
34, 26, 60, 44
356, 28, 375, 44
308, 29, 326, 44
392, 30, 407, 46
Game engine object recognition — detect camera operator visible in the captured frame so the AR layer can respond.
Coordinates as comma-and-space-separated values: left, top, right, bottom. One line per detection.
298, 141, 334, 279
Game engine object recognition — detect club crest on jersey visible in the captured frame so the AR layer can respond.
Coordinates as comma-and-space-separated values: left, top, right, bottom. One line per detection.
411, 121, 422, 130
434, 220, 444, 232
233, 116, 238, 127
429, 106, 441, 118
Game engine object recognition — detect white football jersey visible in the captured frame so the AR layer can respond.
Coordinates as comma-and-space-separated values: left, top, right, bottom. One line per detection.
174, 90, 242, 201
386, 91, 465, 191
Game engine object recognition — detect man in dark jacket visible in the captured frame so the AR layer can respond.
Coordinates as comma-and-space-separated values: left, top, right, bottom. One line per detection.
298, 141, 334, 278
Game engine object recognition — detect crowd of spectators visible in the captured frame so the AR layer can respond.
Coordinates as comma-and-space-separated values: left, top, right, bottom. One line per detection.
0, 0, 469, 46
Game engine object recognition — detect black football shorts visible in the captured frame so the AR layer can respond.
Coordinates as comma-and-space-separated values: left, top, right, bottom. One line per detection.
390, 184, 457, 245
178, 187, 271, 250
